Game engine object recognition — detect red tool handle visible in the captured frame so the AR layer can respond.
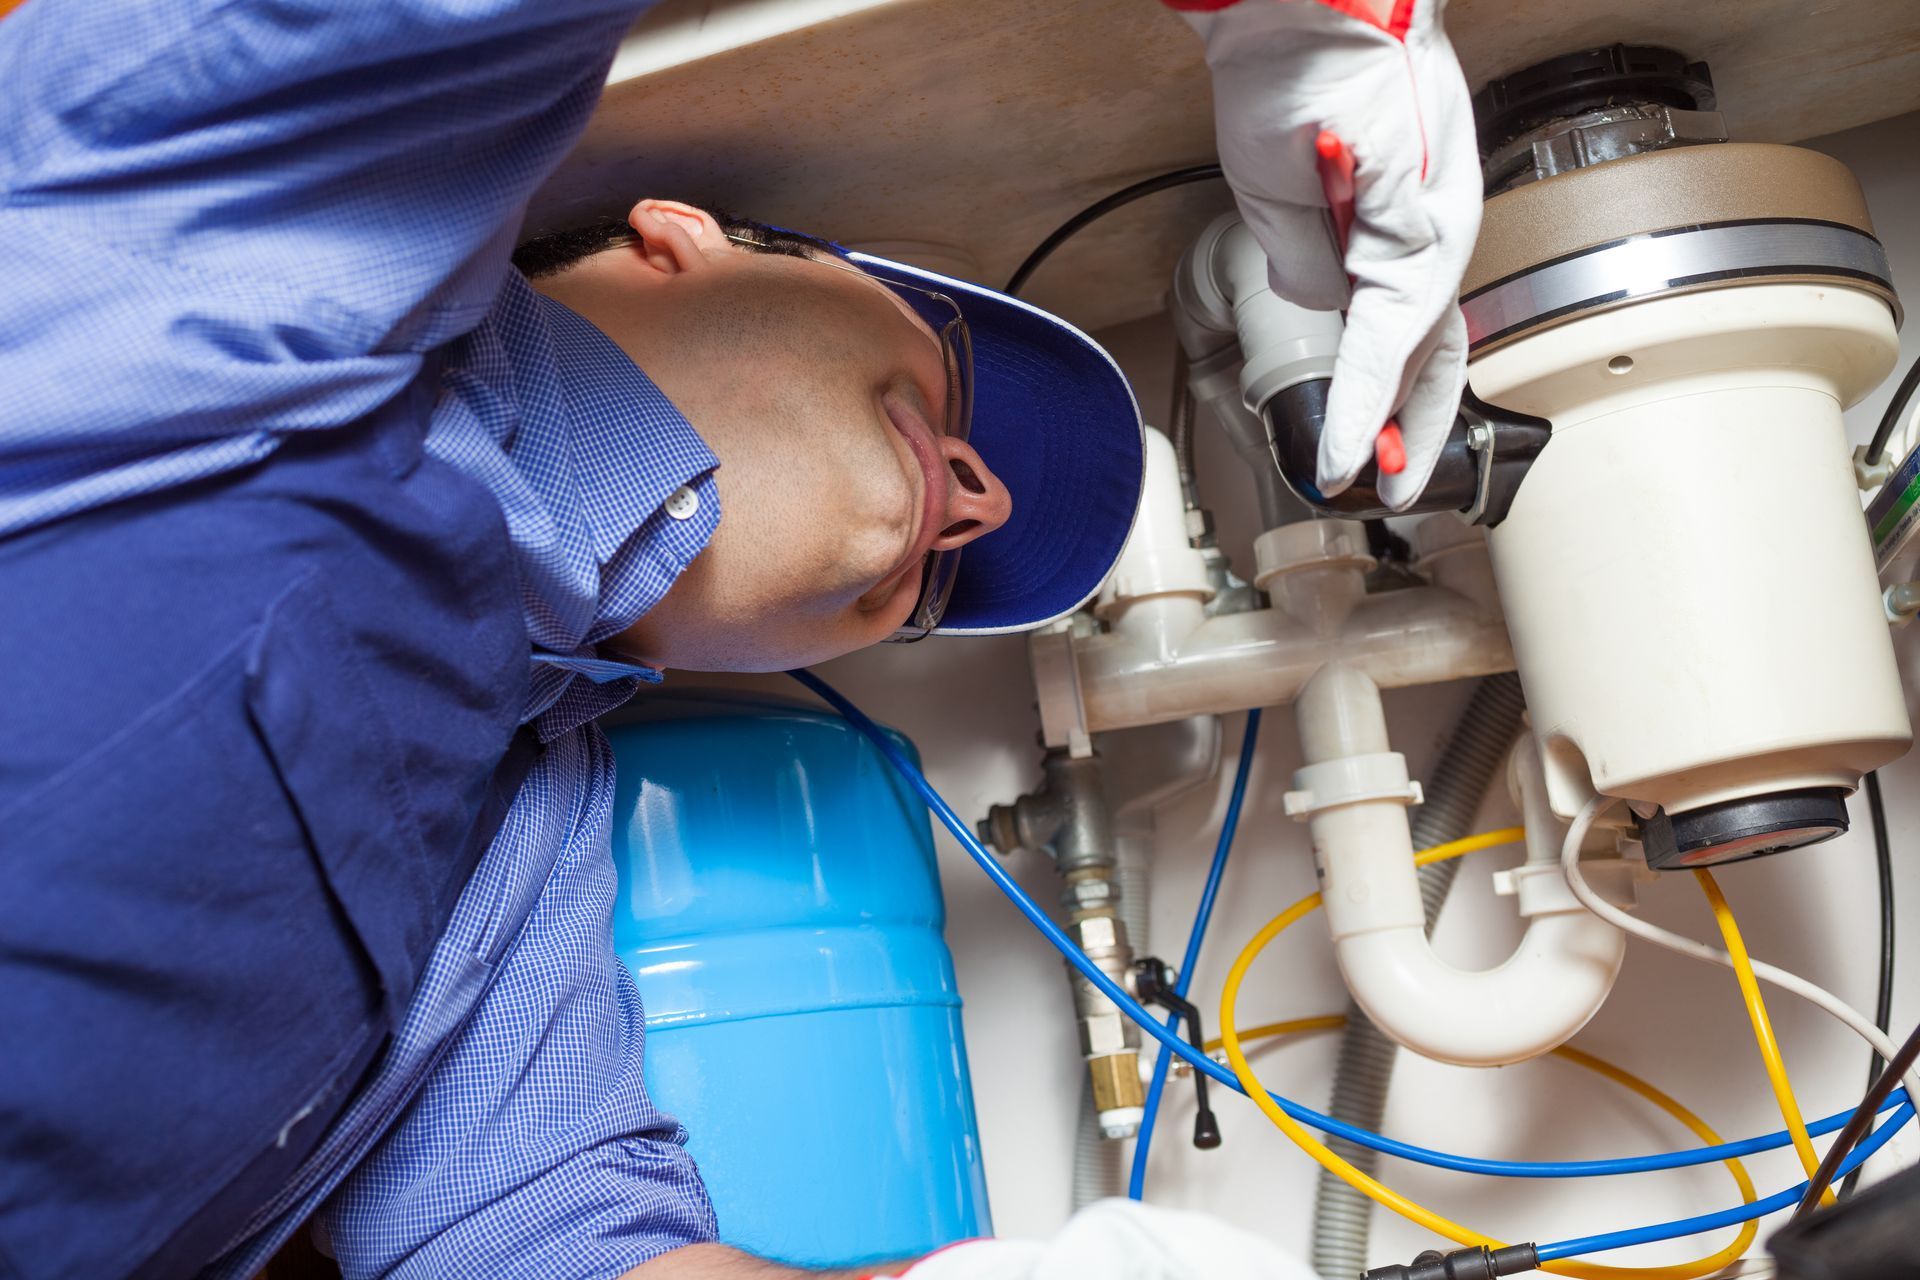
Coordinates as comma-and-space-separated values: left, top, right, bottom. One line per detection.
1313, 128, 1404, 476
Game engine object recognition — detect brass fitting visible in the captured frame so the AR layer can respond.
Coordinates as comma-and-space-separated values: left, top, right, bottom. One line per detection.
1088, 1051, 1145, 1139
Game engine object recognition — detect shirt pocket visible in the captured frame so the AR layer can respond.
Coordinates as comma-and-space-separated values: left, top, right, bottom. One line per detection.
0, 594, 390, 1278
243, 569, 452, 1022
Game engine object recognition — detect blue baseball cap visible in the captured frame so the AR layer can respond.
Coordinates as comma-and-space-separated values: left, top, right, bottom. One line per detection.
848, 251, 1146, 636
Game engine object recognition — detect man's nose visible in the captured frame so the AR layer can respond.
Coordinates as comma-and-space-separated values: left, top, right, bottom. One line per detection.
929, 436, 1012, 551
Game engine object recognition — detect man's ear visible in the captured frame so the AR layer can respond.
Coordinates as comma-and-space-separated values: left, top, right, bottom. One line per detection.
628, 199, 729, 276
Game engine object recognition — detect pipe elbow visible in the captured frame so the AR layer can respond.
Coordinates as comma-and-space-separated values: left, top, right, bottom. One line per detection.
1333, 913, 1626, 1067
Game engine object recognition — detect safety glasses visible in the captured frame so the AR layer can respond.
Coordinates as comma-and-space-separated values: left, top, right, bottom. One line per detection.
884, 284, 973, 641
726, 235, 975, 640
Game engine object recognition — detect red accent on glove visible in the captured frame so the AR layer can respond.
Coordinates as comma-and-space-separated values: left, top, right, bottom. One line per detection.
1375, 422, 1406, 474
1161, 1, 1419, 37
1159, 0, 1417, 21
1316, 130, 1409, 478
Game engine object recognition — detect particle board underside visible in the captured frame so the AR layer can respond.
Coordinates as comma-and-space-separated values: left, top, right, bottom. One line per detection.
532, 0, 1920, 336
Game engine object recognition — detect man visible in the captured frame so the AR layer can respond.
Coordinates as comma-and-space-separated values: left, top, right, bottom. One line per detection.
0, 0, 1480, 1276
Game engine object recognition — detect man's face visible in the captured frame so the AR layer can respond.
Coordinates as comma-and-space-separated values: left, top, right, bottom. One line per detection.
533, 201, 1012, 672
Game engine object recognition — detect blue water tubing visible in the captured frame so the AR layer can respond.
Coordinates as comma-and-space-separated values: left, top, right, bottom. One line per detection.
1130, 708, 1262, 1199
788, 668, 1910, 1185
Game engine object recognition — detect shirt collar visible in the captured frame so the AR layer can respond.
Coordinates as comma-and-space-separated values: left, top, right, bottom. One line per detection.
538, 290, 720, 570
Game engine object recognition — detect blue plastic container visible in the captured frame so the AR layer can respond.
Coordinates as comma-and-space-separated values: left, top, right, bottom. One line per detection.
604, 694, 991, 1268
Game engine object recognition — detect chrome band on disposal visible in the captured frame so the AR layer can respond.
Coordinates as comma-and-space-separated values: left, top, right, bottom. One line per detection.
1461, 220, 1898, 352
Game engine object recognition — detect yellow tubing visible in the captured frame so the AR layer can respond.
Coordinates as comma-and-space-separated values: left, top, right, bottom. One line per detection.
1692, 868, 1836, 1209
1218, 829, 1758, 1279
1201, 1021, 1756, 1225
1206, 1014, 1350, 1049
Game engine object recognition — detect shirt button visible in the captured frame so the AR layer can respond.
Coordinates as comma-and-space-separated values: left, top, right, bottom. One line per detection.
664, 485, 700, 520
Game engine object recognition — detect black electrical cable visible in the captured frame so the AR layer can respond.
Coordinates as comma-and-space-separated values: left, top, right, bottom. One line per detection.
1003, 164, 1225, 297
1863, 352, 1920, 466
1790, 1015, 1920, 1220
1840, 770, 1897, 1199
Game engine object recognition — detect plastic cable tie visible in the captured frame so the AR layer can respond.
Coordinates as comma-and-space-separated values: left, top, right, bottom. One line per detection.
1854, 443, 1898, 491
1492, 858, 1623, 918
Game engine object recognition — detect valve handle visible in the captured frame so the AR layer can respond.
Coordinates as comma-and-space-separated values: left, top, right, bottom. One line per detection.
1134, 957, 1223, 1151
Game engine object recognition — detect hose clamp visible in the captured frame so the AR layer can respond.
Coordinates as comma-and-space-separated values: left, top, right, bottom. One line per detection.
1461, 219, 1899, 355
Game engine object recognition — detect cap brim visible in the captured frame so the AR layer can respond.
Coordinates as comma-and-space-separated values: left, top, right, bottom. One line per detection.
849, 252, 1145, 636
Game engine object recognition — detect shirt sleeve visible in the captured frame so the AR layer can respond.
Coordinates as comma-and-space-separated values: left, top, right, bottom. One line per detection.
318, 727, 719, 1279
0, 0, 647, 534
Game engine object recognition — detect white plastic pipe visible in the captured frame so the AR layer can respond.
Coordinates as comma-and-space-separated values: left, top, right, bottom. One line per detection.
1171, 211, 1341, 413
1096, 427, 1210, 661
1293, 666, 1626, 1067
1032, 517, 1513, 746
1040, 580, 1511, 744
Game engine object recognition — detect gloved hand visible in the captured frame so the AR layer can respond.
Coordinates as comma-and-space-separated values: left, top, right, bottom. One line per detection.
1178, 0, 1482, 510
876, 1199, 1316, 1279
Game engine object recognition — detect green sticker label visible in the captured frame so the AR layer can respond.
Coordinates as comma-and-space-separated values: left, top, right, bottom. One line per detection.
1869, 451, 1920, 567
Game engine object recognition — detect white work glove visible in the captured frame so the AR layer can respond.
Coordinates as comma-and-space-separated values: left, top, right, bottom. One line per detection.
1181, 0, 1482, 509
880, 1199, 1315, 1279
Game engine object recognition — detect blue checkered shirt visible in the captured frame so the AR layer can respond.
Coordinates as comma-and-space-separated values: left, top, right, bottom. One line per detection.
3, 0, 723, 1275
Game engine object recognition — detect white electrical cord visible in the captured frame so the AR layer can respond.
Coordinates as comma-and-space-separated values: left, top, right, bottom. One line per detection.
1562, 794, 1920, 1105
1857, 390, 1920, 490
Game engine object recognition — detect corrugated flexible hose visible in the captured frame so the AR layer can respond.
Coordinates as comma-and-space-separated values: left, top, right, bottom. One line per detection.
1310, 673, 1527, 1279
